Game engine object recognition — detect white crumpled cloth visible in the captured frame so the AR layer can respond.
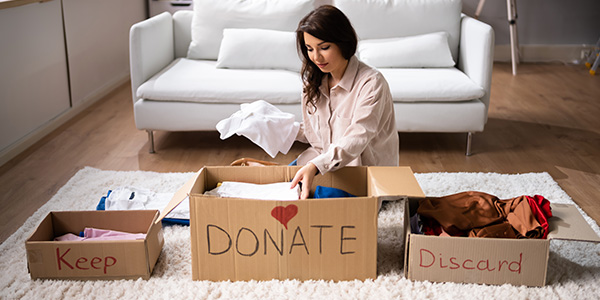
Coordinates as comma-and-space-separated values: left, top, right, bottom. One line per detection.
216, 100, 300, 158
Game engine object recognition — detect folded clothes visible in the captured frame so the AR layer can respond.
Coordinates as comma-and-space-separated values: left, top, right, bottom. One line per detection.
97, 187, 190, 226
54, 227, 146, 241
204, 182, 355, 200
105, 186, 189, 220
204, 181, 300, 200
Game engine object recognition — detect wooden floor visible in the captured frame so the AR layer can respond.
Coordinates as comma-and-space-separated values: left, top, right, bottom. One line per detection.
1, 62, 599, 244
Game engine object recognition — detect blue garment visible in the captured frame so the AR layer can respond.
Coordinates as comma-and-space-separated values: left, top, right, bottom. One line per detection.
96, 190, 189, 226
285, 160, 354, 198
95, 190, 111, 210
314, 186, 356, 198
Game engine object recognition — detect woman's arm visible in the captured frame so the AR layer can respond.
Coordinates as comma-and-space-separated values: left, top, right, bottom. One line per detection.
290, 162, 318, 199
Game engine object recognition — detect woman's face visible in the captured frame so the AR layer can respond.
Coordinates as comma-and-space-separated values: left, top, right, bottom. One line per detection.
303, 32, 347, 78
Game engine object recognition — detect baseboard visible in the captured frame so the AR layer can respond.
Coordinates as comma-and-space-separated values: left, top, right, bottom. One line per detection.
494, 44, 595, 64
0, 73, 130, 168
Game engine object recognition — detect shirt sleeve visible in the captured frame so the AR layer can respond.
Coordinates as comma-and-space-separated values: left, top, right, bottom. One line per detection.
310, 75, 391, 174
295, 121, 309, 143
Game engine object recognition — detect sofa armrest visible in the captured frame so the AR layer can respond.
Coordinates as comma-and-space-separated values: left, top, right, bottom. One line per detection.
458, 15, 495, 112
129, 12, 175, 104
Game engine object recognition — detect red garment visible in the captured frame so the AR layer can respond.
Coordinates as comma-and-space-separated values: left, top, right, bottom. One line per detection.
421, 217, 443, 236
526, 195, 553, 239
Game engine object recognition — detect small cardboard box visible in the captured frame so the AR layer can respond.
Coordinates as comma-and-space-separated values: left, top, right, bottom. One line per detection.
161, 165, 424, 282
26, 210, 164, 280
403, 198, 600, 286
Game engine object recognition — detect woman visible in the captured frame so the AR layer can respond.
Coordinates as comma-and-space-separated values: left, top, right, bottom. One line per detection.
290, 5, 399, 199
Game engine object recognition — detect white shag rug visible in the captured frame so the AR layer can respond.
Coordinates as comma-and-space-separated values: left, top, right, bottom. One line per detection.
1, 167, 599, 300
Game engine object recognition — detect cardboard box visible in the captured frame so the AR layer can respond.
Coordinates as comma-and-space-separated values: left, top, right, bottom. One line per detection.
161, 165, 425, 282
26, 210, 164, 280
403, 198, 600, 286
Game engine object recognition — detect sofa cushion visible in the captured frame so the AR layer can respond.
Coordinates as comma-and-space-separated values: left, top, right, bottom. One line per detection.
336, 0, 462, 62
380, 68, 485, 102
137, 58, 303, 104
217, 28, 301, 72
187, 0, 314, 60
137, 59, 484, 105
358, 32, 455, 68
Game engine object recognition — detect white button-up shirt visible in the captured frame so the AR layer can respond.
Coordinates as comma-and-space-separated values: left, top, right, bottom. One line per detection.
296, 56, 399, 174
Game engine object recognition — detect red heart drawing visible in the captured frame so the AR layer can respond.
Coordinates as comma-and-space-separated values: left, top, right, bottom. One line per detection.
271, 204, 298, 230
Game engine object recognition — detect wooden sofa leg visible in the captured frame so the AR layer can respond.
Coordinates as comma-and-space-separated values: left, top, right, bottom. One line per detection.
466, 132, 473, 156
147, 130, 155, 154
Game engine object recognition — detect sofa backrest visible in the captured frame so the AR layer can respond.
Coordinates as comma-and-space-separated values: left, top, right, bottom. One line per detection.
174, 10, 193, 58
173, 0, 461, 61
335, 0, 461, 62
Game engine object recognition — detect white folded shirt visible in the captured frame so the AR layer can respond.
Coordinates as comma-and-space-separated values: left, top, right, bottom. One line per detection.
204, 181, 300, 201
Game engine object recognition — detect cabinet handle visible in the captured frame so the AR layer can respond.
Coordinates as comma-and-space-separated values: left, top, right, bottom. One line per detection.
170, 1, 192, 7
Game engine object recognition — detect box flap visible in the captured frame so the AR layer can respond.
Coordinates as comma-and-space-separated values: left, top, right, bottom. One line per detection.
403, 198, 412, 279
155, 168, 204, 224
547, 203, 600, 242
367, 166, 425, 199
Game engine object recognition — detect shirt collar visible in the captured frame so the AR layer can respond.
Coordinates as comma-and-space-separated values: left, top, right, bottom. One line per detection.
319, 55, 359, 95
337, 55, 359, 92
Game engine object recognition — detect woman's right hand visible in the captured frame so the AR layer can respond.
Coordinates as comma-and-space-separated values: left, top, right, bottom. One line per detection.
290, 163, 318, 199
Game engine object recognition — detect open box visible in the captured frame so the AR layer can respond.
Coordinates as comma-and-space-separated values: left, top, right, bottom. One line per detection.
403, 198, 600, 286
26, 210, 164, 280
160, 165, 425, 282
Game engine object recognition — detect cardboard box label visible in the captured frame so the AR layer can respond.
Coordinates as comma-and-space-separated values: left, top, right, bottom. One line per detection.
417, 248, 522, 273
55, 247, 117, 274
206, 204, 358, 256
191, 197, 378, 281
407, 236, 550, 286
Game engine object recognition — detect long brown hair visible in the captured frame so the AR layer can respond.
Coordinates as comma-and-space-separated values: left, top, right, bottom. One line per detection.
296, 5, 357, 113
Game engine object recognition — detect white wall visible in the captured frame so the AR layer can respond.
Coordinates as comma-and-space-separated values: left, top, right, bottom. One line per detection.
462, 0, 600, 62
462, 0, 599, 46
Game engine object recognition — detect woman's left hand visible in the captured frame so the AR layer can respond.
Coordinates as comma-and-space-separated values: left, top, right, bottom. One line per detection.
290, 163, 318, 199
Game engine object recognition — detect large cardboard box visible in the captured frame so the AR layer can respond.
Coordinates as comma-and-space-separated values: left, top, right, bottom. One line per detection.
161, 165, 425, 282
403, 198, 600, 286
26, 210, 164, 280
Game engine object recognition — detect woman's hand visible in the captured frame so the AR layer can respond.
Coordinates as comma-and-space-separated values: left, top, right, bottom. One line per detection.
290, 163, 318, 199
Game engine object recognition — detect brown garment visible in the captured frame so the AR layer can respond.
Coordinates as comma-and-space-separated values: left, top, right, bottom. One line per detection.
417, 191, 544, 239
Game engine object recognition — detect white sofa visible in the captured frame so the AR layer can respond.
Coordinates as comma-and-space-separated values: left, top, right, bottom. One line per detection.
129, 0, 494, 155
